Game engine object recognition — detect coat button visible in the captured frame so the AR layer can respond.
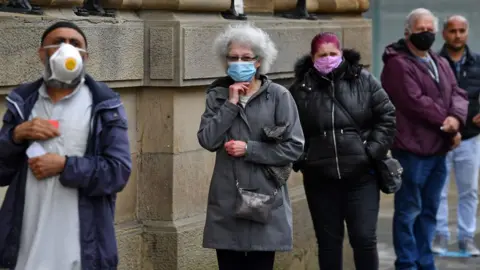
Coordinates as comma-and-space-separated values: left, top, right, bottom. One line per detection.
308, 87, 312, 90
302, 84, 305, 87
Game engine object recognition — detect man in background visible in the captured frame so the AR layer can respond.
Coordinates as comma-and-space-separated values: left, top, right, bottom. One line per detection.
433, 15, 480, 256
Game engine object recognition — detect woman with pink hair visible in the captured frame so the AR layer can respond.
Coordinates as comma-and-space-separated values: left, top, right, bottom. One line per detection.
288, 32, 396, 269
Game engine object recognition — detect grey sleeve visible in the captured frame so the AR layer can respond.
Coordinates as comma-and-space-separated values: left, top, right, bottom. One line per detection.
197, 91, 240, 152
244, 90, 305, 166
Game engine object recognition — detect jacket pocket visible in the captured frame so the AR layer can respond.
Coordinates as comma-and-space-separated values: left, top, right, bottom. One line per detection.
335, 130, 371, 177
335, 130, 369, 159
304, 135, 336, 166
101, 109, 128, 129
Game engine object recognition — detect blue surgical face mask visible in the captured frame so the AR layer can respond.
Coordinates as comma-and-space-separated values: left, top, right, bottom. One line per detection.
227, 62, 257, 82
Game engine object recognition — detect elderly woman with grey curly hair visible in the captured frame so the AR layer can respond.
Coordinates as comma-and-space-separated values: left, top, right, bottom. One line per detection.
197, 23, 305, 270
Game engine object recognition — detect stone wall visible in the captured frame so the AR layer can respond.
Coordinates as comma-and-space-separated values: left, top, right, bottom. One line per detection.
5, 0, 370, 13
0, 7, 371, 270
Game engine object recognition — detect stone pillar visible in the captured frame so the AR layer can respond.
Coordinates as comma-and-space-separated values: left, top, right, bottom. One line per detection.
136, 86, 218, 269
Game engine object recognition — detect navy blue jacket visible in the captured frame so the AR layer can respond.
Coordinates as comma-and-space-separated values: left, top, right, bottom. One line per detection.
440, 45, 480, 140
0, 75, 131, 270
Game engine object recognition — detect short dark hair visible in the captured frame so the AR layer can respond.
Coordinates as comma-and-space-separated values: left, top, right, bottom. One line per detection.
41, 21, 88, 47
443, 15, 469, 31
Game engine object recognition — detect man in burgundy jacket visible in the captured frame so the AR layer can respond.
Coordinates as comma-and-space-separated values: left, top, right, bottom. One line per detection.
381, 8, 468, 270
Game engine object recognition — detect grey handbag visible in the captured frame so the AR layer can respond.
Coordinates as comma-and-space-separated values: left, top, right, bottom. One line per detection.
232, 125, 292, 224
234, 179, 277, 224
232, 157, 277, 224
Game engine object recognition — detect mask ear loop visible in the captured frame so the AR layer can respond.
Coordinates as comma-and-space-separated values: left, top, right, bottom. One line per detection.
42, 43, 87, 53
42, 44, 61, 50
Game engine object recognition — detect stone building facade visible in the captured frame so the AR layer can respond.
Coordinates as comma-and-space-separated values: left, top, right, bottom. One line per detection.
0, 1, 372, 269
365, 0, 480, 78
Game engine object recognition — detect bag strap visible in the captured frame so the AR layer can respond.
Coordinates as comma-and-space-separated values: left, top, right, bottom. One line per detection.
227, 138, 278, 196
324, 90, 364, 140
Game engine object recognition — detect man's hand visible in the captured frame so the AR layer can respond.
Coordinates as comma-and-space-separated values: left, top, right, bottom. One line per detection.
225, 140, 247, 157
451, 133, 462, 150
441, 116, 460, 133
13, 118, 60, 143
28, 153, 66, 180
473, 113, 480, 127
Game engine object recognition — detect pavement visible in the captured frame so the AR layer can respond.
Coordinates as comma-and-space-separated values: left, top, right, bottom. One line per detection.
374, 183, 480, 270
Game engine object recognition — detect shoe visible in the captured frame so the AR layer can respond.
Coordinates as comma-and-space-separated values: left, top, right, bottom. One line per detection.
432, 235, 448, 254
459, 238, 480, 256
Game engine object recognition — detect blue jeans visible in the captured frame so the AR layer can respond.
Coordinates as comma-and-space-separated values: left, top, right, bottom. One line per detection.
392, 150, 447, 270
436, 136, 479, 240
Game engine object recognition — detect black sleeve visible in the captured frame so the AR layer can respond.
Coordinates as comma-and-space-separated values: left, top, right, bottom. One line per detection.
288, 80, 309, 172
365, 72, 397, 160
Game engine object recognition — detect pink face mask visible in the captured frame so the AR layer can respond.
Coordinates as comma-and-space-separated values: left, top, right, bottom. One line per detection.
313, 55, 343, 75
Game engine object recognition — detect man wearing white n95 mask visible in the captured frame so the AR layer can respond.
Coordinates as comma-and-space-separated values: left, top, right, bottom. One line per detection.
0, 21, 131, 270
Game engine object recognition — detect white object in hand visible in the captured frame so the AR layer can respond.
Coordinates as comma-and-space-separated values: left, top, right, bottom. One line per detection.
26, 142, 47, 158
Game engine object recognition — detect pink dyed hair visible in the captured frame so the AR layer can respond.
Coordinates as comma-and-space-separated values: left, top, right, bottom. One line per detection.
310, 32, 341, 55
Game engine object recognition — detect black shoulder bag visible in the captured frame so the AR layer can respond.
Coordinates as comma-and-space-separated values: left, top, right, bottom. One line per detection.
326, 93, 403, 194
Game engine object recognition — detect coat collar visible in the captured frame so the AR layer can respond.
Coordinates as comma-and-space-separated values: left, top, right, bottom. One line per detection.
439, 44, 476, 65
6, 74, 121, 121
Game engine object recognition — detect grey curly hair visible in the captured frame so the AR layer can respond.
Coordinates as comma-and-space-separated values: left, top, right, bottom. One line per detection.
213, 23, 278, 75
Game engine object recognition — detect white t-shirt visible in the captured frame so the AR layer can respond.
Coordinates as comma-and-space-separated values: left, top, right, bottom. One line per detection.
239, 95, 252, 107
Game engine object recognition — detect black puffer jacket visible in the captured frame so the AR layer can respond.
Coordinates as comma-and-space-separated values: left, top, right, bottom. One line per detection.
289, 49, 396, 179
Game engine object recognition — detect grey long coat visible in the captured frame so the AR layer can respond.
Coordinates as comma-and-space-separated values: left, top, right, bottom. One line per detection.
197, 76, 305, 251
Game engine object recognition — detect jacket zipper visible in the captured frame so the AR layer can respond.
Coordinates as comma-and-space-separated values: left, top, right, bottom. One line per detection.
329, 80, 342, 179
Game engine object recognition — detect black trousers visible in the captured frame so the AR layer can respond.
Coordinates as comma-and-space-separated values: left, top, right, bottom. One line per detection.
216, 249, 275, 270
303, 169, 380, 270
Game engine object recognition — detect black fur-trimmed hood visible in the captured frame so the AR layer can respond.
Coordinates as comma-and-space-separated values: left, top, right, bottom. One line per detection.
293, 49, 363, 79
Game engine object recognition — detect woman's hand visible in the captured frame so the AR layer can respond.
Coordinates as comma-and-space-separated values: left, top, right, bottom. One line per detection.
225, 140, 247, 157
228, 82, 250, 104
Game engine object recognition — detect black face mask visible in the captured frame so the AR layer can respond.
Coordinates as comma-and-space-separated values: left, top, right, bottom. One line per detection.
409, 31, 436, 51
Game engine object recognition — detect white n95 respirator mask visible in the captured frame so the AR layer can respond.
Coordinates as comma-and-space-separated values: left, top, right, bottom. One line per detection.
42, 43, 86, 89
